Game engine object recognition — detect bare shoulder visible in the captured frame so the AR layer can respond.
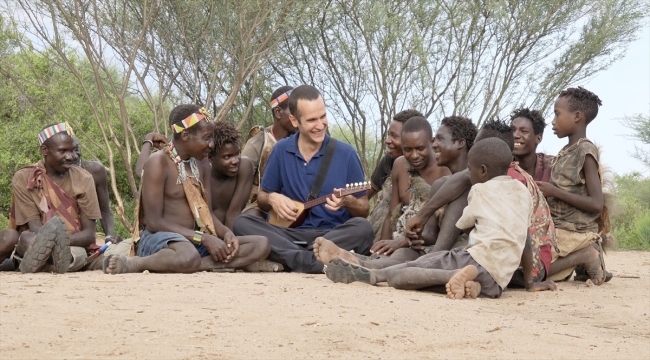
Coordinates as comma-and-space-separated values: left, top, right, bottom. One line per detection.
144, 151, 173, 175
82, 160, 107, 178
392, 156, 408, 173
240, 156, 253, 169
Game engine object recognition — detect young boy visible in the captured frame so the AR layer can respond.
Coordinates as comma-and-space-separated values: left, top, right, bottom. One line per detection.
325, 138, 532, 299
208, 121, 254, 230
368, 109, 427, 242
536, 87, 608, 284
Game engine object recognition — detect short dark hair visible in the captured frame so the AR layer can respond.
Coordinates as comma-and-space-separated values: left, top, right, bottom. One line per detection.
476, 118, 514, 151
440, 116, 478, 150
209, 121, 240, 159
169, 104, 202, 140
469, 138, 512, 178
558, 86, 602, 124
393, 109, 424, 123
287, 85, 322, 120
510, 108, 546, 135
271, 85, 294, 111
401, 116, 432, 139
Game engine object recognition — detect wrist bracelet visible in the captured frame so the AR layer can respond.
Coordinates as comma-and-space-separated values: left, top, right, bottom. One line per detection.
192, 231, 203, 244
142, 139, 154, 148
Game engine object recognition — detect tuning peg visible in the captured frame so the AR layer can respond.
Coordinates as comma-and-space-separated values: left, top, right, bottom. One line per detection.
346, 183, 350, 188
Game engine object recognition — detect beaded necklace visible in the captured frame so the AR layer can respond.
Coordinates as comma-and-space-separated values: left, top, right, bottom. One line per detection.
167, 141, 199, 184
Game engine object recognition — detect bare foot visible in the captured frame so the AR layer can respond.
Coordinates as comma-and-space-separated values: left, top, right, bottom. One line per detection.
464, 280, 481, 299
584, 245, 606, 285
313, 237, 360, 265
103, 255, 137, 274
445, 265, 478, 299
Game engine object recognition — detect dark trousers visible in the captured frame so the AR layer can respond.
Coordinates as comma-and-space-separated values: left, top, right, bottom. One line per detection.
233, 214, 373, 273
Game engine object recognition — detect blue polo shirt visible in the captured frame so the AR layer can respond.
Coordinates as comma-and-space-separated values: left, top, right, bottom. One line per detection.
261, 132, 366, 230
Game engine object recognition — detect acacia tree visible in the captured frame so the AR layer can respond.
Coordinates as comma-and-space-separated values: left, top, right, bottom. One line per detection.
622, 113, 650, 168
272, 0, 647, 174
116, 0, 319, 130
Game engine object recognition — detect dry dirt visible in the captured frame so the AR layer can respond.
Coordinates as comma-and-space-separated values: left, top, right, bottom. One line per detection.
1, 250, 649, 359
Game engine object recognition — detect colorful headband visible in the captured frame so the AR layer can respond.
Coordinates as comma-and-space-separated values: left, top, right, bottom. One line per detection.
38, 122, 75, 146
171, 113, 206, 134
270, 91, 292, 109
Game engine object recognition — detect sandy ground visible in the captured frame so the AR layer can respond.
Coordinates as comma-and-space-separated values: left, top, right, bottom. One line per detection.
1, 251, 649, 360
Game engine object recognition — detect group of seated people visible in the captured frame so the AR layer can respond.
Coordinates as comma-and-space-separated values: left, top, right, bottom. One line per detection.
0, 84, 612, 299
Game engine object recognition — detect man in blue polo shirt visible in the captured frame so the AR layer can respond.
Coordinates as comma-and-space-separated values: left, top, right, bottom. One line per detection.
233, 85, 373, 273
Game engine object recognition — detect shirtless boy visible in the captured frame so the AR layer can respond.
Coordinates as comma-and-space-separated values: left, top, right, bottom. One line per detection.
325, 138, 532, 299
208, 121, 254, 230
104, 105, 269, 274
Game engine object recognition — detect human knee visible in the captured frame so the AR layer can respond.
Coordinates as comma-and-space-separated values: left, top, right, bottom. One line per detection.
233, 214, 257, 235
175, 247, 201, 273
0, 229, 19, 253
248, 236, 270, 260
348, 218, 373, 240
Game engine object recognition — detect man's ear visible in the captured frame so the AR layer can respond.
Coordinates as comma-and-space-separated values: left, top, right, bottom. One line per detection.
456, 138, 466, 150
535, 133, 543, 145
40, 144, 48, 157
181, 130, 190, 141
289, 114, 300, 128
430, 137, 435, 147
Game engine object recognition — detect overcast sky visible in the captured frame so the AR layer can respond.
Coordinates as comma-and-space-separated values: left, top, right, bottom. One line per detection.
536, 25, 650, 176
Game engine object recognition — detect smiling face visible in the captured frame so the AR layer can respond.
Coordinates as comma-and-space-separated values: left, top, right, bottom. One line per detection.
552, 96, 578, 139
401, 130, 433, 171
291, 96, 328, 146
41, 133, 77, 174
211, 142, 241, 177
432, 125, 461, 168
184, 120, 215, 161
385, 120, 404, 158
512, 116, 541, 157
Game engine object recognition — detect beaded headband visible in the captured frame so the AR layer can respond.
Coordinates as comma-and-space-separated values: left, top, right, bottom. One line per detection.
38, 122, 75, 146
270, 91, 292, 109
170, 108, 212, 134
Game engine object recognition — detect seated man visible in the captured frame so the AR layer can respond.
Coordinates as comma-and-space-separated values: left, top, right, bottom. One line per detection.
538, 87, 610, 284
314, 116, 477, 269
367, 109, 426, 242
0, 123, 129, 273
241, 86, 297, 218
324, 138, 534, 299
233, 85, 373, 274
104, 105, 270, 274
72, 137, 121, 243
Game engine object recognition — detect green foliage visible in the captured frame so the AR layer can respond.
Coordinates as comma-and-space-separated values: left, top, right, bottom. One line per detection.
611, 173, 650, 250
0, 213, 8, 230
621, 113, 650, 168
